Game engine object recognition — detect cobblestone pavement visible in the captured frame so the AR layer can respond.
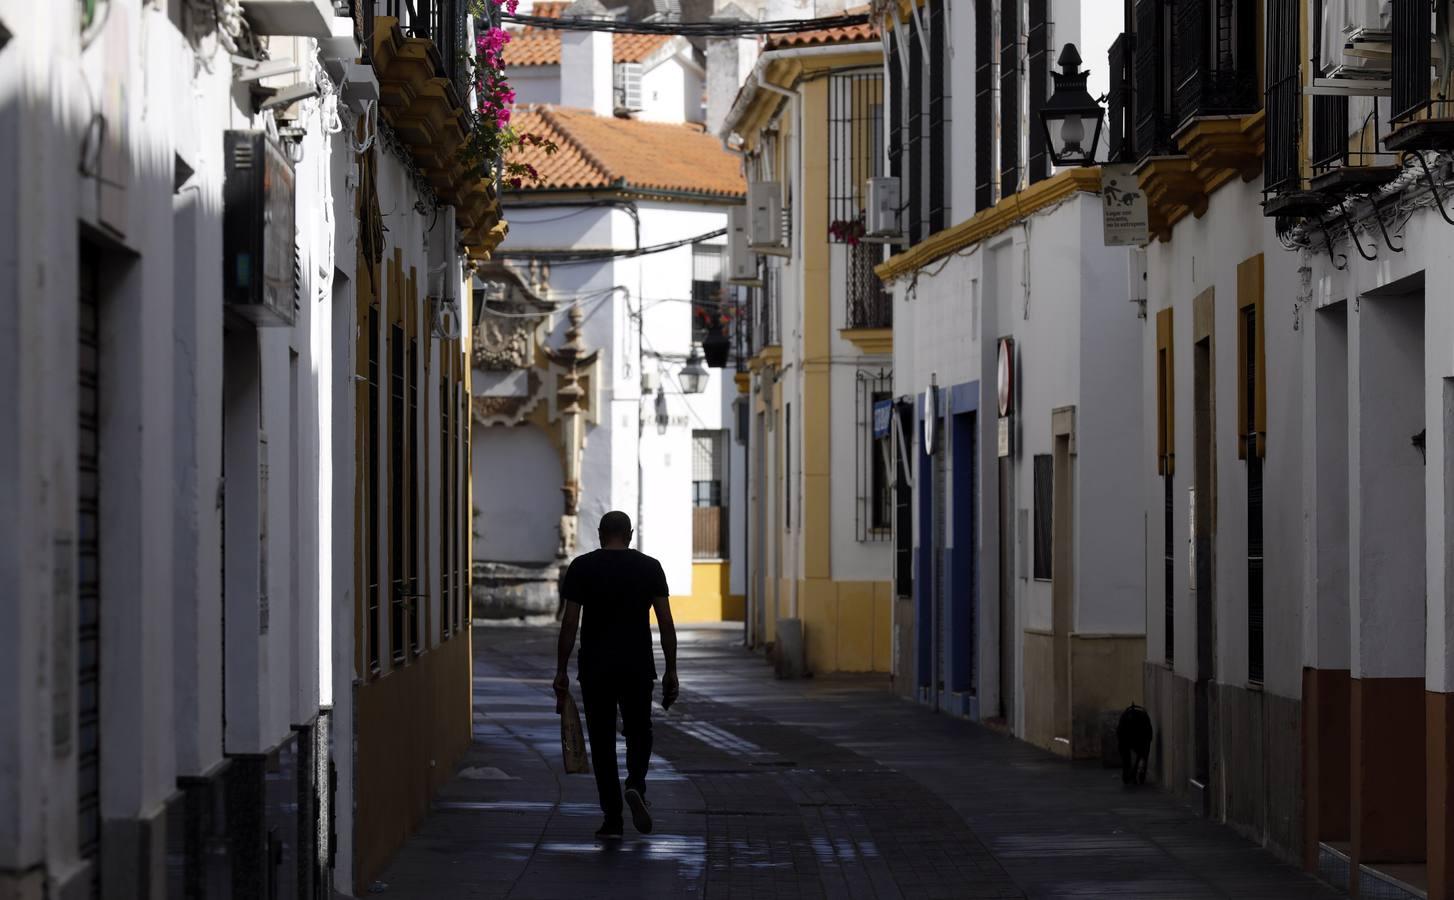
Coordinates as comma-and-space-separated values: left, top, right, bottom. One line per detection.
373, 624, 1341, 899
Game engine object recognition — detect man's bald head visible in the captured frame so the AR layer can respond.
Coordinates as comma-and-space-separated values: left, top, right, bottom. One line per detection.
598, 510, 633, 548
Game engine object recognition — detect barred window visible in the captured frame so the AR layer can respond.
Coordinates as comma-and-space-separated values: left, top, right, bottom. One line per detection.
692, 243, 726, 344
693, 430, 728, 558
856, 371, 894, 542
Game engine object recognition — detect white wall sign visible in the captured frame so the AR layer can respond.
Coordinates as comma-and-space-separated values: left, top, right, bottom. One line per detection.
997, 417, 1011, 458
1101, 164, 1149, 247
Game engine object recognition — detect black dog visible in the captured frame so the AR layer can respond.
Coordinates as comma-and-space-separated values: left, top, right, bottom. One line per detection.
1117, 704, 1152, 785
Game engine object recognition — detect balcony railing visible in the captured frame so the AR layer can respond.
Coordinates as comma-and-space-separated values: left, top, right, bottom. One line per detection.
846, 242, 891, 330
1107, 32, 1135, 163
377, 0, 464, 84
1170, 0, 1260, 129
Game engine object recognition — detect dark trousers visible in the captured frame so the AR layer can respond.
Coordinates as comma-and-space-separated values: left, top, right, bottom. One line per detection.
580, 675, 653, 820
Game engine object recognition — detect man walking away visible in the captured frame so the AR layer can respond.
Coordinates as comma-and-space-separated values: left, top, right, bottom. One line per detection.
553, 511, 680, 839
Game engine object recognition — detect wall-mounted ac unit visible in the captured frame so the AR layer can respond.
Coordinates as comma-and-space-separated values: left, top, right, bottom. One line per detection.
223, 131, 297, 327
240, 0, 332, 39
727, 206, 762, 286
864, 176, 903, 241
614, 63, 643, 113
748, 181, 788, 256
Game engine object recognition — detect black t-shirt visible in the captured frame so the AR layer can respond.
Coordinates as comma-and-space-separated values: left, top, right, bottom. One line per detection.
562, 548, 669, 681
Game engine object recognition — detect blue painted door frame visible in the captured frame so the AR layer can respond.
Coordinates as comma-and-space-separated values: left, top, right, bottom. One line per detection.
914, 382, 979, 714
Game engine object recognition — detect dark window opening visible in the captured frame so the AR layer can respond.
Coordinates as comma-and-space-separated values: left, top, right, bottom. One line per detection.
1244, 307, 1265, 683
928, 0, 949, 229
1027, 0, 1050, 183
1000, 0, 1021, 196
894, 403, 914, 597
367, 307, 381, 673
389, 323, 405, 665
974, 0, 994, 210
1033, 454, 1053, 580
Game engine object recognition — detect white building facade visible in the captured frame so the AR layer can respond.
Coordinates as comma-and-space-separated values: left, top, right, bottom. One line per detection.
474, 22, 747, 622
0, 1, 497, 896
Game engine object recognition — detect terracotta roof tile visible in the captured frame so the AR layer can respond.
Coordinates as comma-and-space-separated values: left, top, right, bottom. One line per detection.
762, 7, 878, 51
504, 3, 676, 66
508, 106, 745, 198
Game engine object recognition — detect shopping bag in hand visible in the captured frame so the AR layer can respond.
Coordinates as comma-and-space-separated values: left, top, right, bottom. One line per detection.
559, 691, 591, 775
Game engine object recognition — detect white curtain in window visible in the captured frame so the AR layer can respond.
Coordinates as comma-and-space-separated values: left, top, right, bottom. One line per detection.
1320, 0, 1392, 74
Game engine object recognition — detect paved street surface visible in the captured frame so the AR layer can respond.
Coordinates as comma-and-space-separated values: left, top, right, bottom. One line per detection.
373, 625, 1340, 899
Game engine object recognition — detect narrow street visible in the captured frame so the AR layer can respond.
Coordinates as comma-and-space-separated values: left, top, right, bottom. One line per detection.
376, 626, 1338, 900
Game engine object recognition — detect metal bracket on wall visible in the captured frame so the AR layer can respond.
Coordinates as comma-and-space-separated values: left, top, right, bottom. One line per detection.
0, 17, 11, 51
1370, 192, 1405, 252
1404, 150, 1454, 226
1315, 215, 1348, 270
1341, 207, 1377, 261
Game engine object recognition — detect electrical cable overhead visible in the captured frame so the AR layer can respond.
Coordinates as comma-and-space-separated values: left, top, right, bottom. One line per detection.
494, 228, 728, 264
501, 11, 870, 36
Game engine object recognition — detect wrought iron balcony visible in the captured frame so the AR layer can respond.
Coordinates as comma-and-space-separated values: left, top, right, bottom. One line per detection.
845, 243, 891, 331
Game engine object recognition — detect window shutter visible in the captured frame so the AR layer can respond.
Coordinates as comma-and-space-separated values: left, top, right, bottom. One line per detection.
1027, 0, 1050, 184
1236, 254, 1266, 459
1156, 307, 1175, 475
999, 0, 1021, 197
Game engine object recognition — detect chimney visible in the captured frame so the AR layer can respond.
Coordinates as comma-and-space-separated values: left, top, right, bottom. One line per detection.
560, 0, 614, 116
705, 4, 757, 136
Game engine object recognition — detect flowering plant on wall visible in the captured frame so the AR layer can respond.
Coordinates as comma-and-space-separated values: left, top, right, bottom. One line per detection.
828, 214, 867, 246
464, 0, 557, 187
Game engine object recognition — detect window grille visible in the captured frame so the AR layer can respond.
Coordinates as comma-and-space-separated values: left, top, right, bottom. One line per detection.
847, 242, 892, 329
908, 28, 925, 243
390, 323, 406, 665
828, 70, 885, 237
1171, 0, 1259, 128
76, 244, 101, 874
856, 371, 894, 542
692, 430, 729, 558
889, 37, 904, 183
1391, 0, 1433, 123
974, 1, 994, 210
440, 376, 451, 639
1263, 0, 1302, 193
408, 340, 420, 656
1133, 0, 1174, 158
389, 0, 463, 83
692, 242, 726, 344
1000, 0, 1021, 197
1027, 0, 1050, 184
1244, 305, 1265, 683
929, 0, 950, 229
755, 261, 780, 351
1108, 32, 1136, 162
367, 307, 381, 673
1164, 474, 1174, 664
1033, 454, 1053, 580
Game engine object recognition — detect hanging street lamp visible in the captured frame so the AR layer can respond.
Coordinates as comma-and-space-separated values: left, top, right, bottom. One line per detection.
679, 345, 709, 395
1039, 43, 1105, 168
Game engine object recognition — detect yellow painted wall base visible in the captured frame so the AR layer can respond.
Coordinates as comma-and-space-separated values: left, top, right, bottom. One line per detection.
793, 579, 893, 673
665, 561, 745, 623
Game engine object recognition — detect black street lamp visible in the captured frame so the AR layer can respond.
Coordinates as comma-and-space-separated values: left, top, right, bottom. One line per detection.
1039, 43, 1105, 168
679, 346, 709, 394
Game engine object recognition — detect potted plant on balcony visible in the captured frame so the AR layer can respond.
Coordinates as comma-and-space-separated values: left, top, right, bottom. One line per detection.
464, 0, 557, 187
696, 305, 733, 368
828, 213, 867, 246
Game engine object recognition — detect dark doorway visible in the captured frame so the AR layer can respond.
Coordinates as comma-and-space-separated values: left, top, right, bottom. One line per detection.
1192, 332, 1216, 810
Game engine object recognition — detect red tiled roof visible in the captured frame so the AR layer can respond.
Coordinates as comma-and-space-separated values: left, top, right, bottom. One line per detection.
504, 3, 675, 67
762, 7, 878, 51
508, 106, 745, 197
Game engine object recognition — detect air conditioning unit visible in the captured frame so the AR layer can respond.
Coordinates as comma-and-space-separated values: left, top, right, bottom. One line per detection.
239, 0, 332, 39
748, 181, 788, 255
223, 131, 297, 327
727, 206, 762, 286
614, 63, 643, 113
864, 176, 902, 241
